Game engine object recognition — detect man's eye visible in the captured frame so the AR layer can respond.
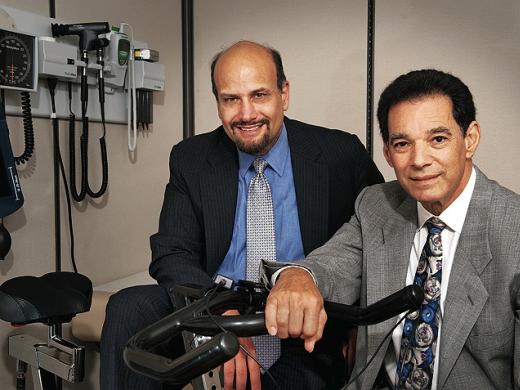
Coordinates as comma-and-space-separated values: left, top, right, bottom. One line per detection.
223, 97, 237, 103
393, 141, 408, 149
254, 92, 267, 99
432, 136, 447, 144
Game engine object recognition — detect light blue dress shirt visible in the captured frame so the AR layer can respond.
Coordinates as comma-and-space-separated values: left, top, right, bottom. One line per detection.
215, 125, 305, 283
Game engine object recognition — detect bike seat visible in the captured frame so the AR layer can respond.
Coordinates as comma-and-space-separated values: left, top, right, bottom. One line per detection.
0, 272, 92, 325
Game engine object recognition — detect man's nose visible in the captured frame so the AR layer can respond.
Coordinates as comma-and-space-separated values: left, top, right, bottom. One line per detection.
411, 142, 432, 168
239, 99, 258, 121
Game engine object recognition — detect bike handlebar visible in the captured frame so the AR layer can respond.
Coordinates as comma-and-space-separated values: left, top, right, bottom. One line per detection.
123, 283, 423, 385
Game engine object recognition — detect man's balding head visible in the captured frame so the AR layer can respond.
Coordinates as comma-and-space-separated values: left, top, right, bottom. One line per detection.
211, 41, 287, 100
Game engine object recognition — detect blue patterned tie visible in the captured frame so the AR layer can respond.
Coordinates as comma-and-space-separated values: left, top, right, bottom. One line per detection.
396, 217, 446, 389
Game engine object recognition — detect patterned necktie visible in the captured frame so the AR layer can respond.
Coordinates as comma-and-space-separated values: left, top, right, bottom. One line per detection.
396, 217, 446, 389
246, 158, 280, 369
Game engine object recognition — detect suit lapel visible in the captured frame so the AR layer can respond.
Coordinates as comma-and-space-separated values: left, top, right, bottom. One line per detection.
286, 119, 329, 255
364, 194, 417, 380
437, 169, 492, 388
378, 195, 417, 306
200, 130, 239, 269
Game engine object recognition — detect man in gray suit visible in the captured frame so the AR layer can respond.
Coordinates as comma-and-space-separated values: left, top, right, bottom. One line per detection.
265, 69, 520, 389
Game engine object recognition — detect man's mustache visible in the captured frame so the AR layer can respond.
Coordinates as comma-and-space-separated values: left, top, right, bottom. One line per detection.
231, 119, 269, 127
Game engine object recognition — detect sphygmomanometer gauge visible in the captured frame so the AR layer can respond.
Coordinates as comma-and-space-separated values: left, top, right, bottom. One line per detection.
0, 29, 37, 92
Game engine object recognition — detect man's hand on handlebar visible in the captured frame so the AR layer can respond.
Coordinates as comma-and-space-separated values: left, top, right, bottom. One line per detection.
222, 310, 261, 390
264, 267, 327, 353
123, 280, 424, 385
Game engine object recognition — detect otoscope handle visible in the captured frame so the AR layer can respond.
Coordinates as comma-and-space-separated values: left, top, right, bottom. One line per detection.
80, 74, 88, 104
98, 77, 105, 105
51, 22, 110, 52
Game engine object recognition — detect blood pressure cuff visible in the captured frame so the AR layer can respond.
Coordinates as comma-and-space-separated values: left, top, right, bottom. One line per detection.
0, 102, 23, 218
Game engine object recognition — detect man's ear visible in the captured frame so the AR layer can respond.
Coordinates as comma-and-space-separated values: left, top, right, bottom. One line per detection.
383, 143, 394, 167
464, 121, 481, 158
281, 81, 290, 112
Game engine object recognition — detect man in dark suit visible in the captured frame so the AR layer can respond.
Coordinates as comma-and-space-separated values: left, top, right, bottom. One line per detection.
100, 40, 383, 390
265, 69, 520, 389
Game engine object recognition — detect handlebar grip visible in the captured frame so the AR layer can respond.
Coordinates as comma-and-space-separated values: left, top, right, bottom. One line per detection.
124, 331, 239, 385
324, 284, 423, 325
182, 314, 266, 337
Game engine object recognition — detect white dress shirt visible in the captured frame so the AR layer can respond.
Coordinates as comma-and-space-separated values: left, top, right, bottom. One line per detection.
385, 168, 476, 388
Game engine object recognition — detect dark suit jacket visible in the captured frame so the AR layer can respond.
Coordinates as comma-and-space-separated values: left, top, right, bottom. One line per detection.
306, 167, 520, 389
150, 117, 383, 294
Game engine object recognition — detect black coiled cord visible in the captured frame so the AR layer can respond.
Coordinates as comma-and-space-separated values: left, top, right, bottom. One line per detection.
68, 77, 109, 201
14, 92, 35, 165
87, 100, 109, 198
86, 134, 109, 197
68, 112, 87, 202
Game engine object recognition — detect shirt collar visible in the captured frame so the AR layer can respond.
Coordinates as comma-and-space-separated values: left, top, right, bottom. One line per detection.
238, 123, 289, 178
417, 167, 477, 233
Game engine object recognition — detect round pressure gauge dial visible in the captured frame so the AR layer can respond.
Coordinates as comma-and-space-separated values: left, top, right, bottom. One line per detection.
0, 29, 36, 91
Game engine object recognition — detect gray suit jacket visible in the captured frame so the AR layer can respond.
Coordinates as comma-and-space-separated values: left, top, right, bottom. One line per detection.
304, 167, 520, 389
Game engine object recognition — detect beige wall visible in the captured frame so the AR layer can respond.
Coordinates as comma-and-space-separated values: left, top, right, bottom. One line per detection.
0, 0, 518, 388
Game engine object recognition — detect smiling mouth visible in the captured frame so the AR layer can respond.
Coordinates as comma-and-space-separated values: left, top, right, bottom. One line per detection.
411, 174, 440, 183
232, 120, 268, 132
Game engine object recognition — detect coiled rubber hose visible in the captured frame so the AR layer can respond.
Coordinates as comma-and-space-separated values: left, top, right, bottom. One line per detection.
14, 92, 34, 165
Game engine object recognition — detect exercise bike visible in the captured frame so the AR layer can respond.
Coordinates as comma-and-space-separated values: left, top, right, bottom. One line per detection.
123, 271, 423, 389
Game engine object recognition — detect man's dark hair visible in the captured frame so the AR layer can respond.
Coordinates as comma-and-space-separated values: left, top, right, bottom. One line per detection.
210, 42, 287, 100
377, 69, 476, 143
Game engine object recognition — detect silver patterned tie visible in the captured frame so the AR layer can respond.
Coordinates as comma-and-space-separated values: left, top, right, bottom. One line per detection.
246, 158, 280, 369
